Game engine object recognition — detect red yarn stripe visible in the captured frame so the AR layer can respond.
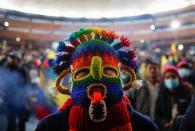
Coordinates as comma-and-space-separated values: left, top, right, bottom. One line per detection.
58, 98, 72, 112
72, 53, 119, 69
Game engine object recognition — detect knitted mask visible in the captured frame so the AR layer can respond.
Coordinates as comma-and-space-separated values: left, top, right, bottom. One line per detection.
53, 28, 139, 129
71, 40, 123, 122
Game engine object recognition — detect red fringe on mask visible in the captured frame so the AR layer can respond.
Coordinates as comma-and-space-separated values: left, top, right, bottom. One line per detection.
69, 106, 88, 131
69, 101, 133, 131
58, 98, 72, 112
61, 97, 133, 131
123, 96, 131, 104
107, 101, 133, 131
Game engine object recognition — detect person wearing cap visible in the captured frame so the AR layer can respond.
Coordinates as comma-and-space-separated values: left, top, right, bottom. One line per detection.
177, 60, 194, 89
35, 28, 159, 131
155, 65, 191, 131
135, 59, 161, 120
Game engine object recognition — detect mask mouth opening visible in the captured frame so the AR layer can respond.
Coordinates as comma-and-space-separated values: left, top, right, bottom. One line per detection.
87, 83, 107, 122
89, 100, 107, 122
87, 83, 107, 102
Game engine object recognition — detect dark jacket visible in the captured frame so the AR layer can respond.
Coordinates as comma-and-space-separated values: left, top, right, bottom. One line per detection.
188, 70, 195, 86
35, 104, 159, 131
135, 80, 151, 115
170, 95, 195, 131
155, 84, 191, 130
179, 94, 195, 131
135, 80, 160, 117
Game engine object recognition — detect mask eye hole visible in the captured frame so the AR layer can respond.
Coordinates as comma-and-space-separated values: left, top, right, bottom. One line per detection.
74, 68, 90, 79
103, 67, 118, 77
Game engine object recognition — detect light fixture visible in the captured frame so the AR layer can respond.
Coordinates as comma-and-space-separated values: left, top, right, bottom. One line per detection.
140, 39, 145, 43
170, 20, 180, 29
178, 44, 184, 51
4, 21, 9, 27
52, 41, 59, 50
16, 37, 21, 42
150, 24, 155, 30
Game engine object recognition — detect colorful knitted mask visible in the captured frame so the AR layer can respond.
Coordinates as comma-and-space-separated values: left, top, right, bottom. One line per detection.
53, 28, 139, 129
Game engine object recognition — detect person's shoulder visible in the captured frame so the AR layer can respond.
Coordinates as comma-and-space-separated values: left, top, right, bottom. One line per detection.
41, 111, 67, 123
136, 80, 148, 92
128, 105, 159, 131
35, 111, 69, 131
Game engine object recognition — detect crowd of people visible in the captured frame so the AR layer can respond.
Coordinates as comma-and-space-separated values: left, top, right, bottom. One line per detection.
124, 48, 195, 130
0, 36, 195, 131
0, 45, 58, 131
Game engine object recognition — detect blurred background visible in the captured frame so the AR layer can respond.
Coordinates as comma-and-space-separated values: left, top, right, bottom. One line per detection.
0, 0, 195, 131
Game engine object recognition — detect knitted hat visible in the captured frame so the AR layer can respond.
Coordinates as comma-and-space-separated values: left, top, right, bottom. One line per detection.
53, 27, 137, 74
53, 27, 140, 95
176, 60, 189, 68
163, 65, 180, 79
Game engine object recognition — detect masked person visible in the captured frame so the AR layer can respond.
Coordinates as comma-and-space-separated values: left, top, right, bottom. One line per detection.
155, 65, 191, 131
177, 60, 194, 89
135, 59, 161, 120
35, 28, 159, 131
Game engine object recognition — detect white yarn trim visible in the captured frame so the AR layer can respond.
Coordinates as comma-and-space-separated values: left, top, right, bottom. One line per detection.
132, 80, 143, 89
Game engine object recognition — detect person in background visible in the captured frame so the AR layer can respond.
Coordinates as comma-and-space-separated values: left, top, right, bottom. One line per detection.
0, 88, 8, 131
177, 60, 195, 89
0, 55, 9, 131
135, 59, 161, 120
155, 65, 191, 131
5, 53, 30, 131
